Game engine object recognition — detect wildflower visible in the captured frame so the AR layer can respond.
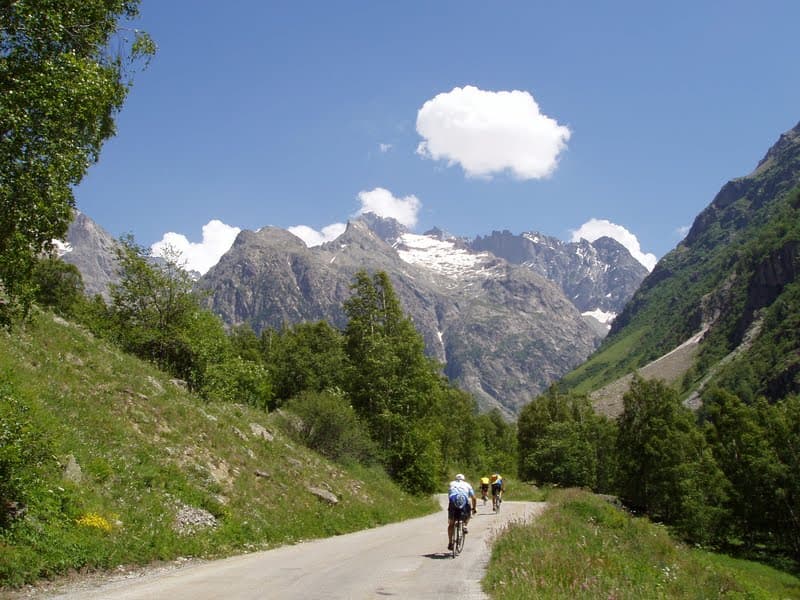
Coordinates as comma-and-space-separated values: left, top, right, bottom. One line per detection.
76, 512, 113, 533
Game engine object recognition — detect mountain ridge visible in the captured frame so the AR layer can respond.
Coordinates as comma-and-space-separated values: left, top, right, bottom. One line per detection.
61, 210, 649, 417
561, 120, 800, 413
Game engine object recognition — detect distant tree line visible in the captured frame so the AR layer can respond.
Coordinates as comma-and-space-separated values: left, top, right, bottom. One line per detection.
517, 376, 800, 564
27, 239, 515, 495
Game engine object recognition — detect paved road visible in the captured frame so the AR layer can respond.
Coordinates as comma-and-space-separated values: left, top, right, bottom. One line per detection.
46, 497, 546, 600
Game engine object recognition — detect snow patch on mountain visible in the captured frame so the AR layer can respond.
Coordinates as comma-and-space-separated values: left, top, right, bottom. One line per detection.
395, 233, 493, 279
582, 308, 617, 326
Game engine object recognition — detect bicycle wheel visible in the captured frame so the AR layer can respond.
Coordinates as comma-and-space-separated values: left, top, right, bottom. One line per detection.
455, 520, 465, 555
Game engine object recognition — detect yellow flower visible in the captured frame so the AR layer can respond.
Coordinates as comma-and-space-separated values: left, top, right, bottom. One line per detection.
76, 512, 112, 532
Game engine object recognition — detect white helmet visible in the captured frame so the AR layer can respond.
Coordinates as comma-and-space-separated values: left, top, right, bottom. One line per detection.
455, 473, 465, 481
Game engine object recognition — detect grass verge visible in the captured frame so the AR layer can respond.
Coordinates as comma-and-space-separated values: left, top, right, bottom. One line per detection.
483, 488, 800, 599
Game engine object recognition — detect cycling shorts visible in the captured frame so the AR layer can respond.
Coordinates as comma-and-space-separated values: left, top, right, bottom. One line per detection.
448, 499, 472, 520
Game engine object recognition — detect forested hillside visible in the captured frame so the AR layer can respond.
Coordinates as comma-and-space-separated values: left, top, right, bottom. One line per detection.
516, 122, 800, 567
562, 122, 800, 400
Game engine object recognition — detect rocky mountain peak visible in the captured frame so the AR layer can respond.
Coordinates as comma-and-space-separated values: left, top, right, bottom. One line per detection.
62, 210, 645, 417
686, 120, 800, 248
354, 212, 407, 244
469, 229, 647, 318
59, 210, 120, 298
755, 120, 800, 171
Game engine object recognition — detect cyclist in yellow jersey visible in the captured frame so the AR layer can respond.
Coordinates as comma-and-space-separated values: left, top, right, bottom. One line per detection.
479, 476, 490, 503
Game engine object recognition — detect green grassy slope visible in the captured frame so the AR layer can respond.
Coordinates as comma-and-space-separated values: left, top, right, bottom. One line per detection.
484, 489, 800, 599
0, 311, 436, 588
561, 124, 800, 399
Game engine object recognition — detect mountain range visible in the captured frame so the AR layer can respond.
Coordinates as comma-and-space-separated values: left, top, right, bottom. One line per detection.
61, 211, 648, 417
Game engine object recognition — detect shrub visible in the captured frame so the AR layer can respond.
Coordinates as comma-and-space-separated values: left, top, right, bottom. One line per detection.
282, 390, 377, 465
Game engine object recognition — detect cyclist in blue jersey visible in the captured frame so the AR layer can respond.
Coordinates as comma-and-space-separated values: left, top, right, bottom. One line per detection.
490, 473, 505, 511
447, 473, 477, 550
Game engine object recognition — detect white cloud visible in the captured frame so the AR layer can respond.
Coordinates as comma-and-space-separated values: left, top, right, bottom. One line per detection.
151, 219, 240, 275
570, 218, 657, 271
416, 85, 571, 180
288, 223, 346, 247
379, 143, 392, 153
354, 187, 421, 228
676, 225, 690, 237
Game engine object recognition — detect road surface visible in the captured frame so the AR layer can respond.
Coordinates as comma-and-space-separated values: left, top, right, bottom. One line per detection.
43, 496, 546, 600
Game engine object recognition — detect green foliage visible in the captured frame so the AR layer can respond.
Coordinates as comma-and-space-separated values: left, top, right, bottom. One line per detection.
228, 324, 262, 363
0, 0, 153, 322
343, 270, 443, 492
108, 237, 197, 374
483, 488, 800, 599
107, 237, 219, 387
766, 394, 800, 560
31, 256, 85, 317
701, 389, 782, 546
344, 270, 437, 423
0, 310, 437, 588
385, 424, 442, 495
263, 320, 346, 406
703, 388, 800, 560
517, 386, 615, 491
616, 377, 729, 544
281, 390, 377, 465
472, 409, 518, 478
179, 307, 233, 391
0, 382, 54, 529
201, 356, 271, 410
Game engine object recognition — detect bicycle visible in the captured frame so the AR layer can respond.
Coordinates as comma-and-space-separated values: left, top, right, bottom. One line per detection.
452, 517, 466, 557
492, 492, 502, 513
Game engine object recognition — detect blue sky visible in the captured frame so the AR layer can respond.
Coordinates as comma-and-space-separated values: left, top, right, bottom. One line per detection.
74, 1, 800, 274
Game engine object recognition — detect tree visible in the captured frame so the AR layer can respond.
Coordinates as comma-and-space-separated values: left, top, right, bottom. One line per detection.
108, 237, 210, 384
517, 386, 613, 490
202, 356, 272, 410
616, 376, 729, 543
264, 321, 346, 406
344, 270, 437, 424
31, 255, 85, 317
764, 394, 800, 559
342, 270, 442, 492
0, 0, 154, 322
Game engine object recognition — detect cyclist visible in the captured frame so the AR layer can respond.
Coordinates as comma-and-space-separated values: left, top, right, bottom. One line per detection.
479, 476, 490, 503
490, 473, 505, 510
447, 473, 476, 551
